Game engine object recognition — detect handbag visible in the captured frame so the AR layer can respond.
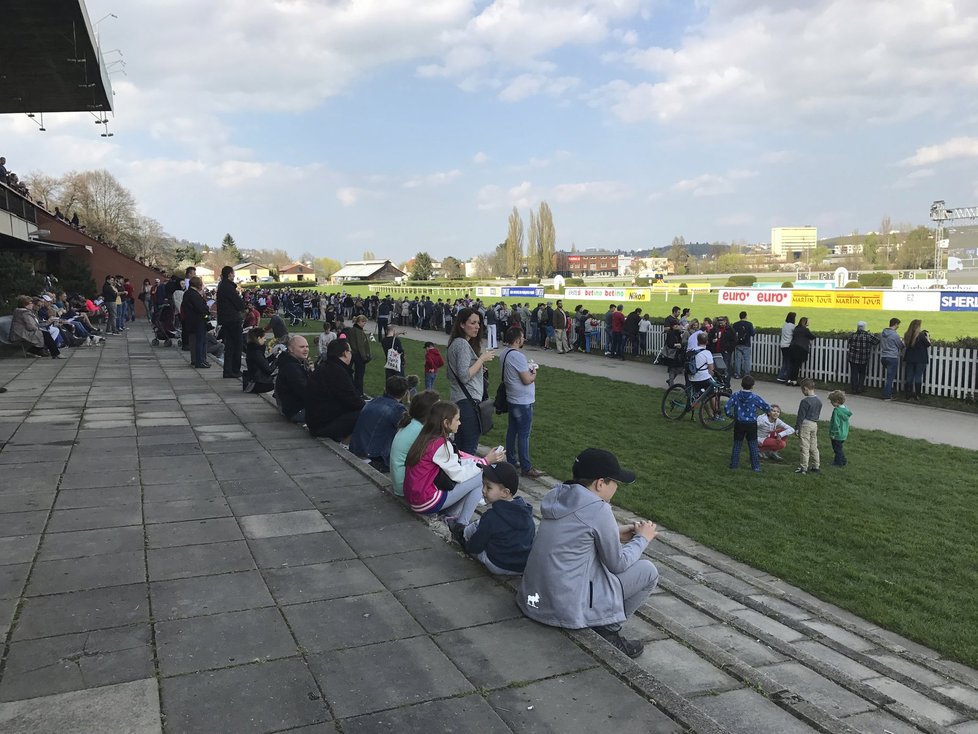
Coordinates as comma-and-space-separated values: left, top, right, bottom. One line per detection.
493, 349, 514, 414
385, 347, 402, 372
449, 359, 494, 436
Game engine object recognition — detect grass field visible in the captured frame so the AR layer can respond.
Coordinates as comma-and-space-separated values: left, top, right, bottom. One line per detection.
271, 283, 978, 340
347, 335, 978, 667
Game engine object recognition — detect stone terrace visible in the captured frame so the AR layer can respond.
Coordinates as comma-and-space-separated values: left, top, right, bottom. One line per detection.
0, 323, 977, 734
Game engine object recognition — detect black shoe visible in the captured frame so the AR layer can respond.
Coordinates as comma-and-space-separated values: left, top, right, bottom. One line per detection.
223, 373, 241, 379
448, 520, 467, 550
592, 626, 644, 658
194, 362, 211, 368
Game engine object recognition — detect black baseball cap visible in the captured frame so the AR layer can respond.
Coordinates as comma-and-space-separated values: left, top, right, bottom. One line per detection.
482, 462, 520, 495
572, 448, 636, 484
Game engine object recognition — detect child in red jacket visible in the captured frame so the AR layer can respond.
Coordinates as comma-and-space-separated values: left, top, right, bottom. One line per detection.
423, 341, 444, 391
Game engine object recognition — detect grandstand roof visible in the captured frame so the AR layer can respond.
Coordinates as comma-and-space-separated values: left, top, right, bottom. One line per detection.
333, 260, 405, 280
0, 0, 113, 114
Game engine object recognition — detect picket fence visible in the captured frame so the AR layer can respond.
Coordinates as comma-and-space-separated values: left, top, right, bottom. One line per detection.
572, 327, 978, 400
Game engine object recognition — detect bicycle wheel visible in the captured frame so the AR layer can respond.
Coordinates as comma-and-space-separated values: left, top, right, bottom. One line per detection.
661, 385, 690, 420
699, 391, 734, 430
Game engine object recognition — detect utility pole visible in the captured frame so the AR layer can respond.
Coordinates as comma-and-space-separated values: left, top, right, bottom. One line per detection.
929, 201, 978, 280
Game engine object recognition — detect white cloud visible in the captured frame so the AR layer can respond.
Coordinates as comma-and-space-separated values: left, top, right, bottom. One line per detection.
473, 151, 490, 165
337, 187, 364, 207
552, 181, 629, 203
477, 181, 538, 210
761, 150, 796, 164
403, 169, 462, 188
498, 73, 579, 102
600, 1, 978, 128
672, 169, 758, 197
901, 137, 978, 166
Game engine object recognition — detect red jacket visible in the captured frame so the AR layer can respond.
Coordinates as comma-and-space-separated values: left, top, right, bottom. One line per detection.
424, 348, 445, 374
611, 311, 625, 333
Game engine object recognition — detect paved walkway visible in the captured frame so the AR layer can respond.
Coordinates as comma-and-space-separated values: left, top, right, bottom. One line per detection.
0, 323, 976, 734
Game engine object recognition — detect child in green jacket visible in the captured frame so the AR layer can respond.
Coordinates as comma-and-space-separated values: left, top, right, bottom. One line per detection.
828, 390, 852, 467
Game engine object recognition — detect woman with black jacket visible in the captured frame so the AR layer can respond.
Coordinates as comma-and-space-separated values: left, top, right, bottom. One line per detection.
244, 329, 274, 393
182, 277, 211, 368
786, 316, 815, 385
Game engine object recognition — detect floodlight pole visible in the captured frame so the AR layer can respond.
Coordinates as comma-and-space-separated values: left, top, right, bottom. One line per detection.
929, 200, 978, 279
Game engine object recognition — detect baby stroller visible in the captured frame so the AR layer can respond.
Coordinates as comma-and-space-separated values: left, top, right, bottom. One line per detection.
712, 353, 731, 390
152, 303, 180, 347
286, 301, 307, 327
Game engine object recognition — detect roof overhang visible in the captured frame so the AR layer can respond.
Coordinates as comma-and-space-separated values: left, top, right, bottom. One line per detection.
0, 0, 113, 114
0, 231, 70, 253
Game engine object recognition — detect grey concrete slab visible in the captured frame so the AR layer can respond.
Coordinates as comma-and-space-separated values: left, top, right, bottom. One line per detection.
147, 540, 256, 581
140, 467, 215, 485
730, 607, 808, 642
0, 460, 67, 478
47, 504, 142, 533
0, 474, 61, 493
155, 607, 297, 676
137, 441, 202, 458
66, 454, 139, 473
0, 563, 29, 600
842, 710, 926, 734
27, 550, 145, 596
308, 636, 474, 719
38, 525, 144, 562
141, 481, 223, 503
321, 497, 416, 530
802, 619, 878, 652
247, 532, 356, 569
54, 485, 141, 510
645, 592, 718, 628
761, 661, 876, 716
340, 694, 512, 734
0, 624, 153, 702
150, 571, 275, 621
436, 617, 596, 689
937, 684, 978, 710
396, 576, 522, 634
864, 651, 951, 686
268, 447, 346, 475
0, 534, 40, 565
0, 445, 70, 464
0, 510, 48, 537
863, 677, 965, 726
138, 454, 212, 473
13, 583, 149, 640
694, 623, 789, 667
218, 476, 300, 495
790, 640, 881, 681
160, 657, 329, 734
225, 489, 315, 516
146, 517, 244, 549
488, 667, 683, 733
0, 489, 55, 514
339, 519, 443, 558
284, 591, 423, 653
264, 559, 384, 605
60, 469, 140, 489
634, 638, 739, 695
361, 547, 484, 590
0, 678, 161, 734
299, 478, 390, 509
143, 497, 232, 524
695, 687, 819, 733
239, 510, 333, 539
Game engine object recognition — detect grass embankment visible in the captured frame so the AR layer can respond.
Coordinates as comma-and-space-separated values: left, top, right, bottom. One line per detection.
346, 335, 978, 667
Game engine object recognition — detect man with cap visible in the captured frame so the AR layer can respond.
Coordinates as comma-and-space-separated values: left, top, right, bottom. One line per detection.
452, 462, 535, 576
517, 449, 659, 658
846, 321, 880, 395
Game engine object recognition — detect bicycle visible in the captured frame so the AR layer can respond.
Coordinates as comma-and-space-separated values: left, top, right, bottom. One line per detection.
661, 378, 734, 430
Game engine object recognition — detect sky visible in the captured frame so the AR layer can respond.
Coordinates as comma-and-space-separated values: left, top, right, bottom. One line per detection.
3, 0, 978, 263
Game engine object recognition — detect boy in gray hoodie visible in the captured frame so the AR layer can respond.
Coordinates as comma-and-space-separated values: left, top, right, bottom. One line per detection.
517, 449, 658, 658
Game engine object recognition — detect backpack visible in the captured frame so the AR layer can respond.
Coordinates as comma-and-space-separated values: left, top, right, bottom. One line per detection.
685, 348, 705, 377
734, 323, 749, 346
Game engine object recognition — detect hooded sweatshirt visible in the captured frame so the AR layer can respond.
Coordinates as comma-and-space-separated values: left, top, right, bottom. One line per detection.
518, 483, 650, 629
465, 497, 535, 572
879, 327, 904, 359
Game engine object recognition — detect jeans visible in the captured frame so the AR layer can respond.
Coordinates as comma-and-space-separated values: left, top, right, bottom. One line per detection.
881, 357, 899, 399
610, 332, 623, 358
777, 347, 792, 381
116, 301, 126, 331
733, 345, 751, 377
463, 522, 521, 575
730, 422, 761, 470
436, 472, 484, 525
831, 438, 847, 466
506, 403, 534, 472
105, 302, 119, 333
192, 329, 207, 366
352, 355, 366, 395
425, 373, 436, 391
905, 362, 926, 395
455, 398, 481, 454
849, 361, 868, 394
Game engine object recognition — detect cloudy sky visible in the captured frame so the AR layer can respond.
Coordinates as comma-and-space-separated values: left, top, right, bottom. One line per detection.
3, 0, 978, 262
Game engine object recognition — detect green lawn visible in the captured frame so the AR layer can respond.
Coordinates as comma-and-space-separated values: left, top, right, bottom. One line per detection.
352, 335, 978, 667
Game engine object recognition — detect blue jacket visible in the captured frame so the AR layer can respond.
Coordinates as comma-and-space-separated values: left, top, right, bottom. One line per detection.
466, 497, 535, 572
348, 394, 406, 463
724, 390, 770, 423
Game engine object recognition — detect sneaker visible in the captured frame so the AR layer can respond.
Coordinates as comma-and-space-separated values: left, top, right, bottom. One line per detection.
775, 378, 787, 383
592, 625, 644, 658
759, 451, 771, 460
794, 467, 807, 474
809, 467, 820, 474
771, 452, 784, 462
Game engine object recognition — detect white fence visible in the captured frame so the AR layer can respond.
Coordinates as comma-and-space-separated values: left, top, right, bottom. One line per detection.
570, 327, 978, 400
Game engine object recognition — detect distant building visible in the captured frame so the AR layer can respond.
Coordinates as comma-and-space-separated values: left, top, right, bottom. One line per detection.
232, 262, 272, 283
332, 259, 406, 283
771, 227, 817, 259
279, 261, 316, 283
833, 243, 864, 256
554, 250, 618, 277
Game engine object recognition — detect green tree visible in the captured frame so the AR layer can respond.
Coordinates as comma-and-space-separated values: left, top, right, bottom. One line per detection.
362, 250, 376, 260
897, 226, 934, 269
0, 253, 44, 314
538, 201, 555, 277
410, 251, 433, 281
668, 236, 689, 274
313, 257, 341, 280
174, 245, 204, 266
221, 233, 243, 265
505, 207, 525, 277
441, 256, 463, 279
863, 232, 879, 264
526, 210, 540, 278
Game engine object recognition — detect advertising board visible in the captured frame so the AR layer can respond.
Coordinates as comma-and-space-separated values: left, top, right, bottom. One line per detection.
475, 286, 545, 298
881, 291, 941, 311
939, 292, 978, 312
563, 287, 650, 301
792, 290, 883, 310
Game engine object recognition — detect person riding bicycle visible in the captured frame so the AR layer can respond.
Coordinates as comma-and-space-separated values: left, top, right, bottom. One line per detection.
686, 332, 715, 394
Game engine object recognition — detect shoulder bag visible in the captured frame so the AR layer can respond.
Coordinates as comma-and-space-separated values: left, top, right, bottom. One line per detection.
493, 349, 514, 414
449, 357, 494, 436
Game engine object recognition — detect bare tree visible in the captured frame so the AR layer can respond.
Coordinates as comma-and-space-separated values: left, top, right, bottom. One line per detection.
538, 201, 555, 277
526, 209, 540, 278
473, 253, 494, 279
505, 207, 525, 277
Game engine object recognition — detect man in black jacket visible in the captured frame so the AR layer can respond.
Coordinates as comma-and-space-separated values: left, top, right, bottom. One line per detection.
306, 339, 365, 441
101, 276, 120, 334
182, 277, 211, 368
275, 336, 310, 423
216, 266, 245, 378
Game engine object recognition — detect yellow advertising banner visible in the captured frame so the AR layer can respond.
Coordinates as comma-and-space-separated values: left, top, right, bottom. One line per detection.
792, 290, 883, 310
